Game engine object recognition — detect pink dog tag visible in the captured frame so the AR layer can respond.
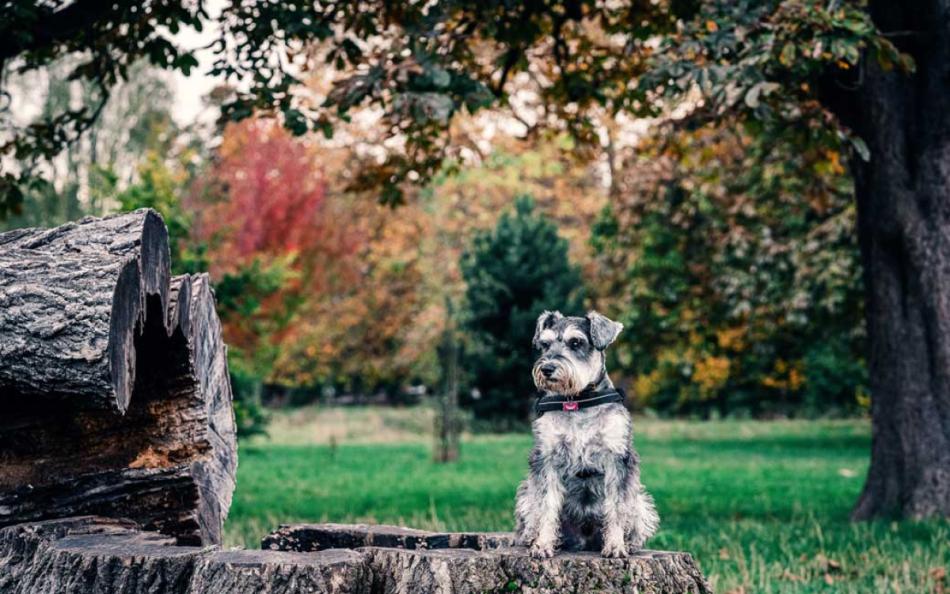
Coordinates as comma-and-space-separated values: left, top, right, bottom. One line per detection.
562, 401, 579, 412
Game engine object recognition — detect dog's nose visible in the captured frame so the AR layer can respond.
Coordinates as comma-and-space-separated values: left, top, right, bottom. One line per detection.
540, 363, 557, 378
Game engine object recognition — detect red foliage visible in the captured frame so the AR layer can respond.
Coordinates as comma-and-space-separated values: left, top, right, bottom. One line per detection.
194, 118, 328, 262
189, 118, 363, 372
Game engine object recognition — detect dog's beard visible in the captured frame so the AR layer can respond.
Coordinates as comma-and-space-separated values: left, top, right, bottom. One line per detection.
533, 359, 592, 396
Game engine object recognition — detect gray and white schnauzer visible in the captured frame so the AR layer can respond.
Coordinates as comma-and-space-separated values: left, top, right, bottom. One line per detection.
514, 310, 659, 559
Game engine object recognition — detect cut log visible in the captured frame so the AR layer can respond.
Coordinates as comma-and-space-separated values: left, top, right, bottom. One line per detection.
0, 211, 237, 545
0, 209, 171, 412
1, 518, 711, 594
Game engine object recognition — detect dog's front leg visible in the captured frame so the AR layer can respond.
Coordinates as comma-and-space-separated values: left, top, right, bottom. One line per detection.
530, 462, 565, 559
600, 454, 629, 558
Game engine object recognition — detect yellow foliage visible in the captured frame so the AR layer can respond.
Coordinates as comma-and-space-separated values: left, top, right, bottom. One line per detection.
761, 359, 804, 392
825, 149, 845, 175
716, 327, 746, 351
855, 386, 871, 410
634, 369, 663, 405
692, 356, 731, 398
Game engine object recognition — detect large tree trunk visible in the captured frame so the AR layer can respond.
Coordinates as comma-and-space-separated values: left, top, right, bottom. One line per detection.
0, 210, 238, 544
849, 0, 950, 519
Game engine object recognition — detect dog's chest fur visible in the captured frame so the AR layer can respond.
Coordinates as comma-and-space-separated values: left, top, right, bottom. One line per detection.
533, 403, 631, 478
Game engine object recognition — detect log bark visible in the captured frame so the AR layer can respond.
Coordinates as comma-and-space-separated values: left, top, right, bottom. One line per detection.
0, 517, 202, 593
845, 0, 950, 519
190, 549, 370, 594
360, 546, 708, 594
1, 518, 710, 594
0, 211, 237, 544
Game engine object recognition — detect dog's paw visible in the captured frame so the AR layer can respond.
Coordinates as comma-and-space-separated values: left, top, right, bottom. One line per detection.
601, 541, 628, 559
626, 539, 645, 555
529, 542, 557, 559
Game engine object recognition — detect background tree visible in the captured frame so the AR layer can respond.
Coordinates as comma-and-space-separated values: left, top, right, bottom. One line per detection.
592, 118, 866, 418
1, 60, 176, 227
189, 118, 356, 396
460, 196, 585, 426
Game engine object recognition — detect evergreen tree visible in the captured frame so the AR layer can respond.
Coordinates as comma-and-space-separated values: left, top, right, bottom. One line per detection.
460, 196, 584, 426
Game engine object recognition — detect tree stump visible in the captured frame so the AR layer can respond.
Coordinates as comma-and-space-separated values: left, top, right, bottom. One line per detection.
0, 517, 368, 594
0, 210, 237, 545
0, 518, 710, 594
263, 523, 712, 594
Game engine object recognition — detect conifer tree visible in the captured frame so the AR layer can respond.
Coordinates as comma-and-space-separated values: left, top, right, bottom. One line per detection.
460, 196, 584, 425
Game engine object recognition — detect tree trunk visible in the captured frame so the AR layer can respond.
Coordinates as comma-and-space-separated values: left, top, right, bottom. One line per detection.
0, 211, 238, 544
434, 301, 461, 463
850, 0, 950, 519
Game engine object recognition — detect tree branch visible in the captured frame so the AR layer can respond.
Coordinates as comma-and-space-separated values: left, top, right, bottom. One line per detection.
0, 0, 117, 62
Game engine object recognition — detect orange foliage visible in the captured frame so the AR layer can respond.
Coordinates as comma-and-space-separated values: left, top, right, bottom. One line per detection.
189, 114, 608, 391
189, 118, 363, 372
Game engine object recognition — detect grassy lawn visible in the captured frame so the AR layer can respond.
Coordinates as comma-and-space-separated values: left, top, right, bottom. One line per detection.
225, 407, 948, 593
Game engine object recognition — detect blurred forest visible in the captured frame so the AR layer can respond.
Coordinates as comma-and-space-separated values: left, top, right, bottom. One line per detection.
0, 56, 866, 432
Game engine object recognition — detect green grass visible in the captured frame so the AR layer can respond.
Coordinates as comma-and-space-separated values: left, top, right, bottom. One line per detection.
225, 409, 949, 593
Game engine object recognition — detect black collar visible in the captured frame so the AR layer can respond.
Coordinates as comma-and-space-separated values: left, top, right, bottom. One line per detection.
535, 387, 626, 416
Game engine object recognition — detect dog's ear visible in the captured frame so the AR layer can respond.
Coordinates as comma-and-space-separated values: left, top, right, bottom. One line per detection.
586, 311, 623, 350
533, 310, 562, 347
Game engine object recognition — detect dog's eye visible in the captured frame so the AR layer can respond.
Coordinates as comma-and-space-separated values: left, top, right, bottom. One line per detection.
569, 338, 585, 349
539, 341, 551, 350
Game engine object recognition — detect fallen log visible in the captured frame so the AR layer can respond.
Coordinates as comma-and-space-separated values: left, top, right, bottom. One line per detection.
0, 518, 711, 594
0, 211, 237, 545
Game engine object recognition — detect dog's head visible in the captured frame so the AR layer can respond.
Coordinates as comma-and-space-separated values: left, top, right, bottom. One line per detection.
531, 310, 623, 395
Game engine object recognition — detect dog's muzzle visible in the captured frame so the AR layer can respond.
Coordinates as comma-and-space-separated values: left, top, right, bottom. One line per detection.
533, 357, 570, 391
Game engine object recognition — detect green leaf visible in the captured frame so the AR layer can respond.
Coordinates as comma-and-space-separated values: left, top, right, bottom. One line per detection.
428, 66, 451, 89
283, 108, 308, 136
850, 136, 870, 162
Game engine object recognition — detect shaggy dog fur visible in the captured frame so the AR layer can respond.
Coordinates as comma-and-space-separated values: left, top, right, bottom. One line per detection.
514, 310, 659, 559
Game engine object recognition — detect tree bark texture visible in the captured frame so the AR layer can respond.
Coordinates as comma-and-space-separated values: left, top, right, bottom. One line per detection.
0, 210, 237, 544
0, 517, 369, 594
0, 209, 170, 412
847, 0, 950, 519
0, 517, 711, 594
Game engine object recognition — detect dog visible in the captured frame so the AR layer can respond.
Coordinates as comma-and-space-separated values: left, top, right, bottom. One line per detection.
514, 310, 659, 559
